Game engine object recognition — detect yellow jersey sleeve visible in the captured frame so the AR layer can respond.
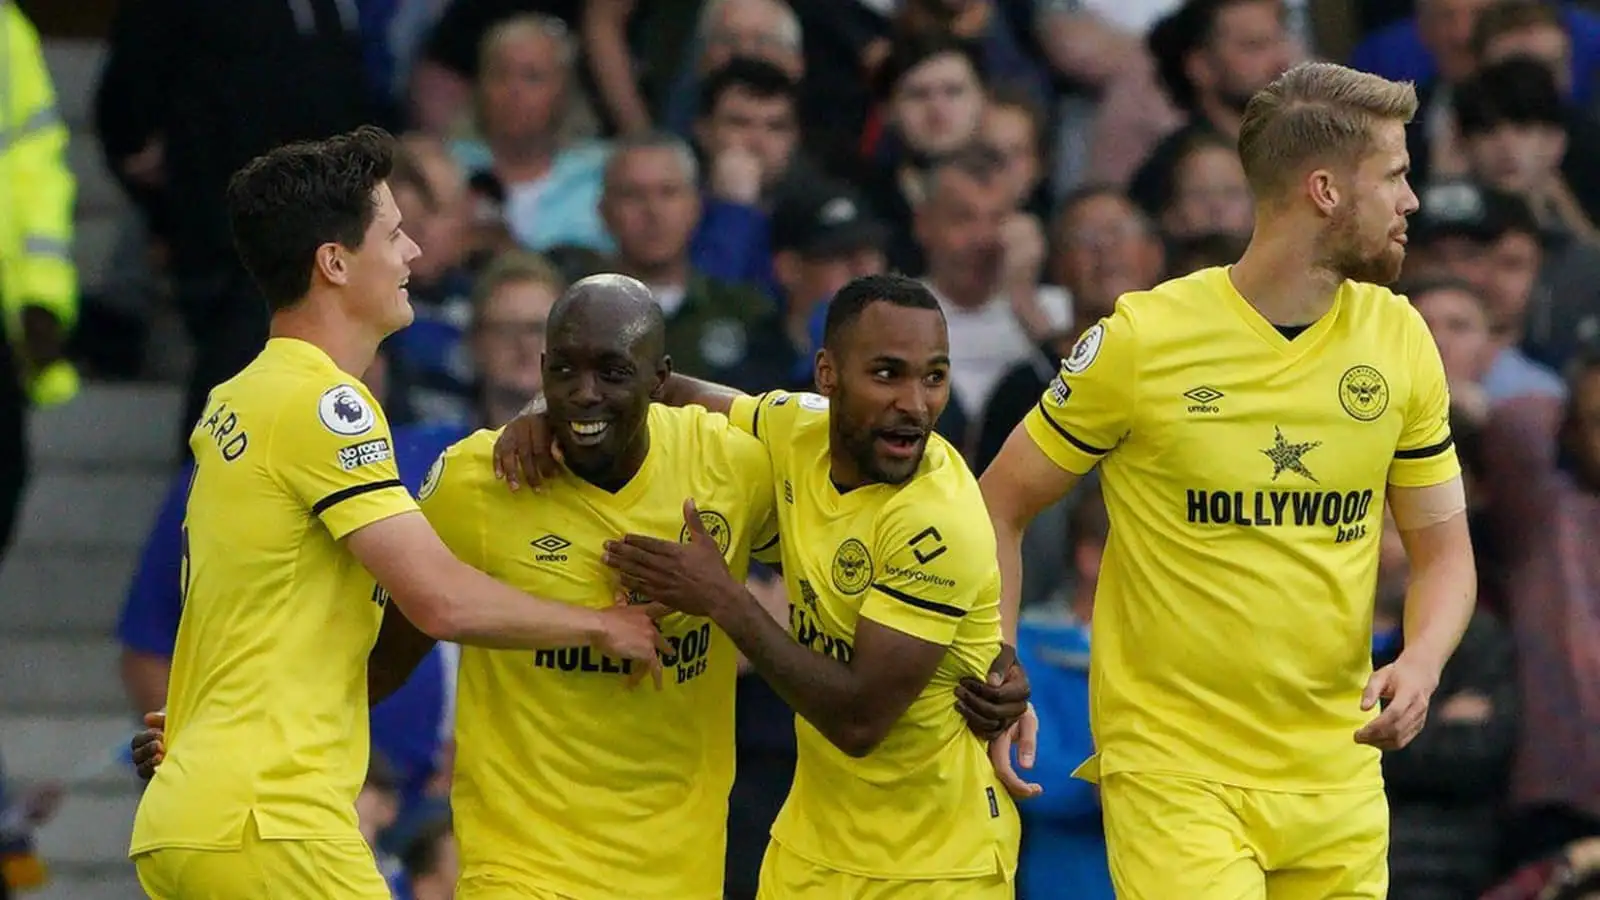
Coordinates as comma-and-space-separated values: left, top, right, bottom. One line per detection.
859, 495, 997, 646
727, 389, 828, 449
415, 437, 489, 570
271, 380, 416, 539
1022, 306, 1138, 475
1388, 305, 1461, 488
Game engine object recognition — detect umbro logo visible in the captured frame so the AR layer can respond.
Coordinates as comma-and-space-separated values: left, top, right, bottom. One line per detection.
1184, 386, 1223, 414
532, 534, 571, 562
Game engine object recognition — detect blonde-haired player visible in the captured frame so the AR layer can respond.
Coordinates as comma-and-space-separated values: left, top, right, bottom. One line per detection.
981, 62, 1477, 899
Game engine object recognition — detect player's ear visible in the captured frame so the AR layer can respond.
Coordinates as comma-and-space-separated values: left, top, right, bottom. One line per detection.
315, 242, 350, 287
650, 355, 673, 400
1306, 167, 1340, 218
814, 347, 836, 397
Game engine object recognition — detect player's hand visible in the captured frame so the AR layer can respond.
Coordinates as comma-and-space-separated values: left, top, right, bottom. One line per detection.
988, 704, 1042, 799
603, 499, 740, 619
1355, 651, 1441, 750
955, 643, 1031, 740
491, 396, 562, 491
131, 711, 167, 781
594, 597, 674, 690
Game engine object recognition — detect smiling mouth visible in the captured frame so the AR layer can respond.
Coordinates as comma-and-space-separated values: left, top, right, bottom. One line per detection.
568, 420, 610, 446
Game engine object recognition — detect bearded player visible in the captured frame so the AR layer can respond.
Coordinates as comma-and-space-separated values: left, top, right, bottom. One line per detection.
495, 274, 1031, 898
979, 62, 1477, 900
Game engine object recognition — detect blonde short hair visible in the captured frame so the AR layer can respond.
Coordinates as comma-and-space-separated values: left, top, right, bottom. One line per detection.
1236, 62, 1418, 200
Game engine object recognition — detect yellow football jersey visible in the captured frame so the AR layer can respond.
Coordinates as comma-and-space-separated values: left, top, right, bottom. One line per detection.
130, 338, 417, 854
727, 390, 1021, 881
1025, 266, 1460, 791
422, 405, 778, 900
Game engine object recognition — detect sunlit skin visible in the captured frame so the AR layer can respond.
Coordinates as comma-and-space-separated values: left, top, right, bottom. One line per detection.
816, 302, 951, 488
1316, 118, 1418, 286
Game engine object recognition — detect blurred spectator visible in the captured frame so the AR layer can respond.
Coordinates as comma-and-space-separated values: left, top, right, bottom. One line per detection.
358, 754, 405, 886
1405, 180, 1600, 381
1013, 477, 1114, 900
1048, 186, 1166, 327
688, 58, 808, 295
1403, 278, 1500, 420
659, 0, 806, 136
914, 145, 1069, 439
597, 133, 781, 390
1158, 130, 1254, 242
980, 81, 1054, 219
1372, 511, 1518, 900
579, 0, 704, 138
383, 140, 480, 427
1454, 58, 1600, 239
1032, 0, 1185, 189
761, 181, 890, 388
1129, 0, 1292, 215
117, 355, 461, 814
94, 0, 380, 448
396, 807, 458, 900
450, 14, 612, 253
1473, 0, 1579, 96
462, 252, 562, 428
1166, 231, 1249, 278
860, 32, 988, 275
0, 1, 77, 565
1479, 370, 1600, 873
885, 0, 1051, 108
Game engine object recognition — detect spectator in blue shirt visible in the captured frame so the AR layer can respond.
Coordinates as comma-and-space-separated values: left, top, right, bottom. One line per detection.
1014, 476, 1114, 900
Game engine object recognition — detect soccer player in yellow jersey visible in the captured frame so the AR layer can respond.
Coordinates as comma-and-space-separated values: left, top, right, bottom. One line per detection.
562, 275, 1026, 898
127, 128, 664, 899
979, 63, 1479, 899
395, 276, 781, 899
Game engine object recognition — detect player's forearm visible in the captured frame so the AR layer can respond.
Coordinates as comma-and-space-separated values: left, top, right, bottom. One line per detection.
991, 515, 1025, 644
710, 584, 879, 755
1399, 526, 1477, 675
659, 373, 743, 416
397, 562, 605, 650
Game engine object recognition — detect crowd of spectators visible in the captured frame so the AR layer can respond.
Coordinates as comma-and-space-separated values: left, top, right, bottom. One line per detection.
1, 0, 1598, 897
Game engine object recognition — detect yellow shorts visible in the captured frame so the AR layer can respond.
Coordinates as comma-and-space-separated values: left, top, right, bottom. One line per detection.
134, 814, 390, 900
755, 840, 1013, 900
1100, 772, 1388, 900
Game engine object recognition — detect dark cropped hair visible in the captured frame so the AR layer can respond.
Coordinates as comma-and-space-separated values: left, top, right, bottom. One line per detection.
697, 56, 799, 119
873, 31, 984, 104
1455, 57, 1567, 136
226, 125, 398, 312
823, 274, 944, 353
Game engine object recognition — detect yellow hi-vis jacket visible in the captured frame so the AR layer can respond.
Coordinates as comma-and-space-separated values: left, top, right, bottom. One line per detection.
0, 0, 77, 338
0, 0, 79, 407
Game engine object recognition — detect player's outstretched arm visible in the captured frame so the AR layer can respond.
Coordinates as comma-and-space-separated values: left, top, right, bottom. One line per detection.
1356, 479, 1476, 751
980, 427, 1081, 642
491, 374, 751, 490
346, 512, 670, 667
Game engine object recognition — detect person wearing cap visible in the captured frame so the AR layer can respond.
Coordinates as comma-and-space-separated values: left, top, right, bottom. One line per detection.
756, 180, 890, 387
1407, 180, 1574, 405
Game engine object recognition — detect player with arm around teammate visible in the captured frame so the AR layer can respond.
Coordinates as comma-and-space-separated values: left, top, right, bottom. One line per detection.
128, 128, 664, 900
497, 274, 1037, 899
981, 63, 1478, 900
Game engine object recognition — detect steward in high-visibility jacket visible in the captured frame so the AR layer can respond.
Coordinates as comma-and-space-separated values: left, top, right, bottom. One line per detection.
0, 0, 79, 409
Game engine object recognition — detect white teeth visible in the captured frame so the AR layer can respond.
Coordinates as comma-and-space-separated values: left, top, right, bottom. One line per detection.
571, 421, 608, 436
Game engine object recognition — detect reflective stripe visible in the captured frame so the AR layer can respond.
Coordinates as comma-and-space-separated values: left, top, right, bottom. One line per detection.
22, 235, 71, 259
0, 106, 63, 151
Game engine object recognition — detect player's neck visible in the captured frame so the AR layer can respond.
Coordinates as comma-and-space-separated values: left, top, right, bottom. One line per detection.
269, 302, 381, 380
574, 429, 652, 494
1230, 227, 1343, 326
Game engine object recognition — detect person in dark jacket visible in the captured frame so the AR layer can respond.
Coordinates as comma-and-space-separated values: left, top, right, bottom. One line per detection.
94, 0, 380, 452
1372, 512, 1520, 900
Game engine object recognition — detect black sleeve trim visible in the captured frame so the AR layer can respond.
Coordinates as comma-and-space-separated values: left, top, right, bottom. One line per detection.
751, 391, 768, 440
752, 532, 780, 554
312, 479, 406, 517
871, 582, 967, 618
1394, 434, 1454, 461
1033, 401, 1111, 456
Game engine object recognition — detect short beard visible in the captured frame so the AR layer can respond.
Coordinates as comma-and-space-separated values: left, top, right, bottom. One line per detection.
1322, 206, 1405, 285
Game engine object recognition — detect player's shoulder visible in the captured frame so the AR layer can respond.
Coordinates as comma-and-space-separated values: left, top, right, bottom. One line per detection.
1352, 279, 1429, 328
417, 428, 499, 503
879, 442, 992, 543
1076, 267, 1228, 348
